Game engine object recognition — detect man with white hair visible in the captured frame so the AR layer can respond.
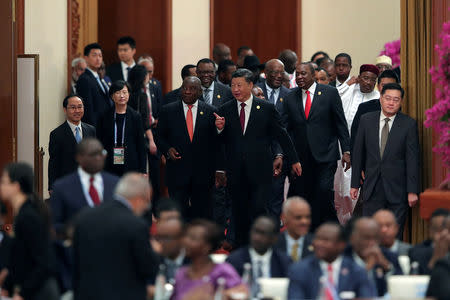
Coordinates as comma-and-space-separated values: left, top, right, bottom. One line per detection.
71, 57, 87, 94
73, 173, 158, 300
275, 197, 314, 262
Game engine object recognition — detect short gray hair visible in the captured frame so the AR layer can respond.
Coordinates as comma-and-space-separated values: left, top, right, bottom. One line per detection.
138, 56, 154, 64
71, 57, 86, 68
115, 172, 151, 200
282, 196, 310, 214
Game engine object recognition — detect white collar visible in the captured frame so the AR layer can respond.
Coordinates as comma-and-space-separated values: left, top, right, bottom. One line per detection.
302, 82, 317, 94
389, 240, 399, 252
285, 231, 304, 243
182, 100, 198, 108
166, 248, 186, 266
352, 252, 366, 268
202, 81, 215, 91
67, 120, 81, 132
121, 60, 136, 69
265, 82, 280, 94
319, 255, 343, 269
78, 166, 101, 181
380, 110, 396, 121
249, 247, 273, 264
336, 76, 350, 86
237, 94, 253, 108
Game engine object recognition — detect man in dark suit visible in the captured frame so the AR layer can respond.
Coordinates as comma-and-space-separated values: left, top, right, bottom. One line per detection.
155, 76, 220, 220
50, 138, 119, 238
196, 58, 233, 107
276, 197, 314, 262
409, 209, 449, 274
48, 95, 96, 192
73, 173, 158, 300
283, 62, 351, 230
164, 64, 197, 105
76, 43, 112, 126
350, 69, 399, 148
350, 83, 420, 236
345, 217, 403, 297
214, 68, 301, 247
374, 209, 411, 256
217, 59, 236, 86
226, 216, 291, 280
288, 222, 377, 300
258, 59, 291, 221
106, 36, 136, 82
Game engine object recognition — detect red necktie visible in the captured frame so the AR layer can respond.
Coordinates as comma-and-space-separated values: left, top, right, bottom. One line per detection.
145, 86, 153, 125
240, 103, 246, 133
89, 176, 101, 206
325, 264, 334, 300
186, 104, 194, 141
305, 90, 312, 119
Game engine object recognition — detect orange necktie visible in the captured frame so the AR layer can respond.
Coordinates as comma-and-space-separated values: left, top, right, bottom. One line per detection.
186, 104, 193, 141
305, 90, 312, 119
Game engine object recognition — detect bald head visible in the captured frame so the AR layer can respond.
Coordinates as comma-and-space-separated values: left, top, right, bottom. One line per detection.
282, 197, 311, 239
265, 59, 285, 89
373, 210, 398, 248
115, 173, 152, 216
278, 49, 298, 74
265, 59, 284, 71
213, 43, 231, 64
156, 218, 184, 259
76, 138, 106, 174
351, 217, 380, 256
181, 76, 202, 105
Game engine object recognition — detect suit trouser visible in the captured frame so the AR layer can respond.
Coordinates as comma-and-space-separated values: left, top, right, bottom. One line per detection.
363, 178, 408, 239
148, 151, 161, 214
269, 173, 287, 226
228, 168, 271, 247
288, 149, 338, 231
168, 181, 213, 221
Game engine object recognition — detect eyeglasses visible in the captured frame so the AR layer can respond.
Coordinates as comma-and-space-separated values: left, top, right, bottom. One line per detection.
268, 70, 284, 76
197, 70, 215, 75
86, 149, 107, 157
114, 90, 129, 96
67, 105, 84, 110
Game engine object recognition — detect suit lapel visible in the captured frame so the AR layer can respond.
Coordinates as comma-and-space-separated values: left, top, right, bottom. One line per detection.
371, 112, 382, 160
230, 100, 243, 136
192, 101, 205, 142
382, 113, 402, 161
244, 99, 258, 136
80, 122, 92, 138
87, 69, 107, 96
63, 122, 78, 145
177, 101, 192, 144
308, 85, 322, 119
338, 257, 352, 294
75, 173, 89, 205
296, 89, 306, 120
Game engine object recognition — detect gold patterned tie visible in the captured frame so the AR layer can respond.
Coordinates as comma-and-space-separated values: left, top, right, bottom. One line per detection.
291, 243, 299, 262
380, 117, 390, 157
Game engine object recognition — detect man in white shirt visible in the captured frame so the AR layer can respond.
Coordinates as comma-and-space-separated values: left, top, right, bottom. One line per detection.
106, 36, 136, 82
276, 196, 314, 262
331, 53, 352, 87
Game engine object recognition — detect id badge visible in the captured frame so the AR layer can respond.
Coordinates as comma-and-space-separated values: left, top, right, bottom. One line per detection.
113, 147, 125, 165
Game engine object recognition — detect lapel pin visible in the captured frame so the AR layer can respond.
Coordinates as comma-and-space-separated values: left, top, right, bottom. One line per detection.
280, 98, 283, 102
217, 95, 221, 99
318, 91, 322, 95
200, 111, 204, 115
308, 245, 314, 251
152, 94, 155, 97
256, 105, 260, 110
341, 268, 349, 276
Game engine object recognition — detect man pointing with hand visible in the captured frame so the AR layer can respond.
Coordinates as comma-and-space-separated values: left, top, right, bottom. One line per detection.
216, 68, 301, 247
155, 76, 222, 220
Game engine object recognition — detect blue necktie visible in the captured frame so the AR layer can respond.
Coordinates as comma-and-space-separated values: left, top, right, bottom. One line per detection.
96, 76, 106, 94
269, 89, 275, 105
75, 126, 81, 143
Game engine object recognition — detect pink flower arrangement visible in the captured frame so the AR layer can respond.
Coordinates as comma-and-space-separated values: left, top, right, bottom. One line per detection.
424, 21, 450, 174
379, 39, 401, 68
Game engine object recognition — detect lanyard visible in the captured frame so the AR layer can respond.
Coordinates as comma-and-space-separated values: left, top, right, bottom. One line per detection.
114, 113, 126, 147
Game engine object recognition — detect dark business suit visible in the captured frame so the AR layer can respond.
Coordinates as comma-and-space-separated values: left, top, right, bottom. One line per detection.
76, 68, 112, 126
350, 99, 381, 148
164, 87, 181, 105
73, 199, 159, 300
218, 97, 298, 246
97, 106, 147, 176
155, 100, 220, 219
50, 171, 119, 236
287, 255, 377, 300
283, 84, 350, 229
408, 240, 433, 275
274, 232, 314, 261
7, 200, 59, 300
351, 111, 420, 235
105, 62, 125, 82
150, 78, 163, 107
200, 81, 233, 107
48, 121, 96, 190
426, 254, 450, 300
226, 247, 291, 278
258, 82, 291, 221
345, 247, 403, 297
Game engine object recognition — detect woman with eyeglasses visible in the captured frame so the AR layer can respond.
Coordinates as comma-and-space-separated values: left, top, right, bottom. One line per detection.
97, 80, 146, 177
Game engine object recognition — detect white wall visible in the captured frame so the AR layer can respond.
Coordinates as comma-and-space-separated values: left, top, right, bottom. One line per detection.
25, 0, 67, 197
301, 0, 400, 75
172, 0, 210, 88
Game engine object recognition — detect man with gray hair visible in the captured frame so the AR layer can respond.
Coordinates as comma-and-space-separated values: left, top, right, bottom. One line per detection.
73, 172, 158, 300
71, 57, 87, 94
275, 196, 314, 262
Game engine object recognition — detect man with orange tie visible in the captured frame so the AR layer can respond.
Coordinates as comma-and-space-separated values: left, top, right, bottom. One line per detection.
50, 138, 119, 239
155, 76, 221, 220
283, 62, 351, 230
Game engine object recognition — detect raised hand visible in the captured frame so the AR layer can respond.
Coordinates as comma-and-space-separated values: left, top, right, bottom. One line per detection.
214, 112, 225, 131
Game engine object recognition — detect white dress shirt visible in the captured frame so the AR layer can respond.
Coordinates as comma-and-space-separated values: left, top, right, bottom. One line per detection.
336, 76, 351, 87
121, 61, 136, 81
389, 240, 399, 253
285, 232, 304, 260
237, 95, 253, 134
201, 82, 215, 105
78, 167, 104, 207
249, 247, 272, 278
67, 120, 82, 140
265, 82, 280, 105
302, 82, 317, 110
379, 111, 396, 148
319, 255, 343, 287
182, 100, 199, 132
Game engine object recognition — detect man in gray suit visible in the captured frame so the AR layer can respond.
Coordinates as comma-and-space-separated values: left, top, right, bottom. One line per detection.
373, 209, 411, 256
